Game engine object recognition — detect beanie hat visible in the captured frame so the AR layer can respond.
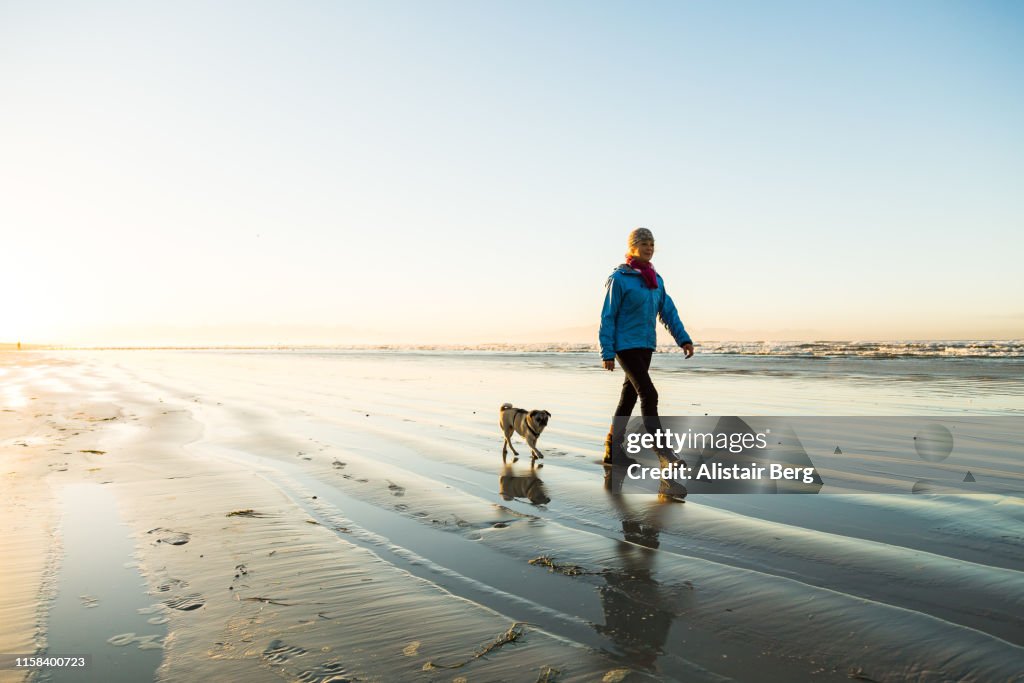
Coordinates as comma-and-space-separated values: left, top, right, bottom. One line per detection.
628, 227, 655, 247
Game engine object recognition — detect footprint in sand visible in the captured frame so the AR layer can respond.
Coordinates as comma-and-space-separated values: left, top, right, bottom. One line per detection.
163, 594, 205, 611
294, 661, 353, 683
155, 578, 189, 592
138, 603, 167, 615
108, 633, 164, 649
386, 481, 405, 497
331, 460, 347, 469
394, 503, 409, 512
262, 639, 308, 664
148, 528, 191, 545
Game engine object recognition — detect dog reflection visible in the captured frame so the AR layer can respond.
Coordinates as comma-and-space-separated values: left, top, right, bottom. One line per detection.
498, 466, 551, 506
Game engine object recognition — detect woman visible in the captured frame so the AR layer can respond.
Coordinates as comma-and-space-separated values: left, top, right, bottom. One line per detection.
599, 227, 694, 466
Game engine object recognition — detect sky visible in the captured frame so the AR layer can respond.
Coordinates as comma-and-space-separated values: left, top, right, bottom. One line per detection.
2, 0, 1022, 345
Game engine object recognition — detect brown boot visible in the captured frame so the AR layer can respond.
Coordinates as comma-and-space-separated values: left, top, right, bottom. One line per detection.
603, 426, 616, 464
603, 424, 638, 467
658, 479, 688, 501
654, 446, 687, 469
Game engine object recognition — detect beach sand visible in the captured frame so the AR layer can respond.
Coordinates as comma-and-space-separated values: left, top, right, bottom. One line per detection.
1, 349, 1022, 682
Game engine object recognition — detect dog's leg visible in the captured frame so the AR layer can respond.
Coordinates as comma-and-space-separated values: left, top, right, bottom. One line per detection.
526, 434, 544, 460
503, 430, 519, 458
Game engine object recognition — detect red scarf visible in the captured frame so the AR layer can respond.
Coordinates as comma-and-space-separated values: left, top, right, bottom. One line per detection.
626, 256, 659, 289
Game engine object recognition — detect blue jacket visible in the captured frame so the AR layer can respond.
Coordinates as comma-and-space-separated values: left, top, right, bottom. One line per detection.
599, 265, 691, 361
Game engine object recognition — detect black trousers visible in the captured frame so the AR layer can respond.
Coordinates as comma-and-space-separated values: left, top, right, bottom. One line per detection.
614, 348, 663, 432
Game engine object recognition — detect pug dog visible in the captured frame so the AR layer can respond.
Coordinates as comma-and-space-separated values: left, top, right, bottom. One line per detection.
499, 403, 551, 461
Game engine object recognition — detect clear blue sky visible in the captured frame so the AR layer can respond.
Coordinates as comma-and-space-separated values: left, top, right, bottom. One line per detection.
2, 1, 1022, 344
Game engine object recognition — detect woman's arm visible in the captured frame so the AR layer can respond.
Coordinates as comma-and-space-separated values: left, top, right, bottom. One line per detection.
599, 276, 620, 363
659, 288, 694, 356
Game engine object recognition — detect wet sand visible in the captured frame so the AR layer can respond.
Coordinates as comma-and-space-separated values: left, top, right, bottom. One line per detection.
1, 349, 1022, 682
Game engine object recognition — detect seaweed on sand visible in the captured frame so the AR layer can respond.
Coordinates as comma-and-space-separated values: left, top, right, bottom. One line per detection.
528, 556, 604, 577
535, 665, 561, 682
423, 623, 527, 670
240, 596, 295, 606
226, 509, 270, 518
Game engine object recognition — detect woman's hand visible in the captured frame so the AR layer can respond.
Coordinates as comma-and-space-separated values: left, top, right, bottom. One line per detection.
603, 359, 616, 371
682, 343, 694, 359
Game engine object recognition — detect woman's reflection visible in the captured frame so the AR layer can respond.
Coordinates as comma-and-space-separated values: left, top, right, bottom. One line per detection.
599, 466, 692, 670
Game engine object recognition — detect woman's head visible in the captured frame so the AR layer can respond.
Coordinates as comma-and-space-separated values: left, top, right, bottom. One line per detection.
627, 227, 655, 263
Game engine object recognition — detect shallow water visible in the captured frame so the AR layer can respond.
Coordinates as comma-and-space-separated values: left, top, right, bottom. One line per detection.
32, 349, 1024, 680
46, 483, 164, 683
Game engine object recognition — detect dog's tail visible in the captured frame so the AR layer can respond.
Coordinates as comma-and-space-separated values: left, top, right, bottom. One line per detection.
500, 402, 513, 411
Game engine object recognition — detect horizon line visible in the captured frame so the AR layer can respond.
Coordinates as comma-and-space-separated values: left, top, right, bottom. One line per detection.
3, 338, 1022, 352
